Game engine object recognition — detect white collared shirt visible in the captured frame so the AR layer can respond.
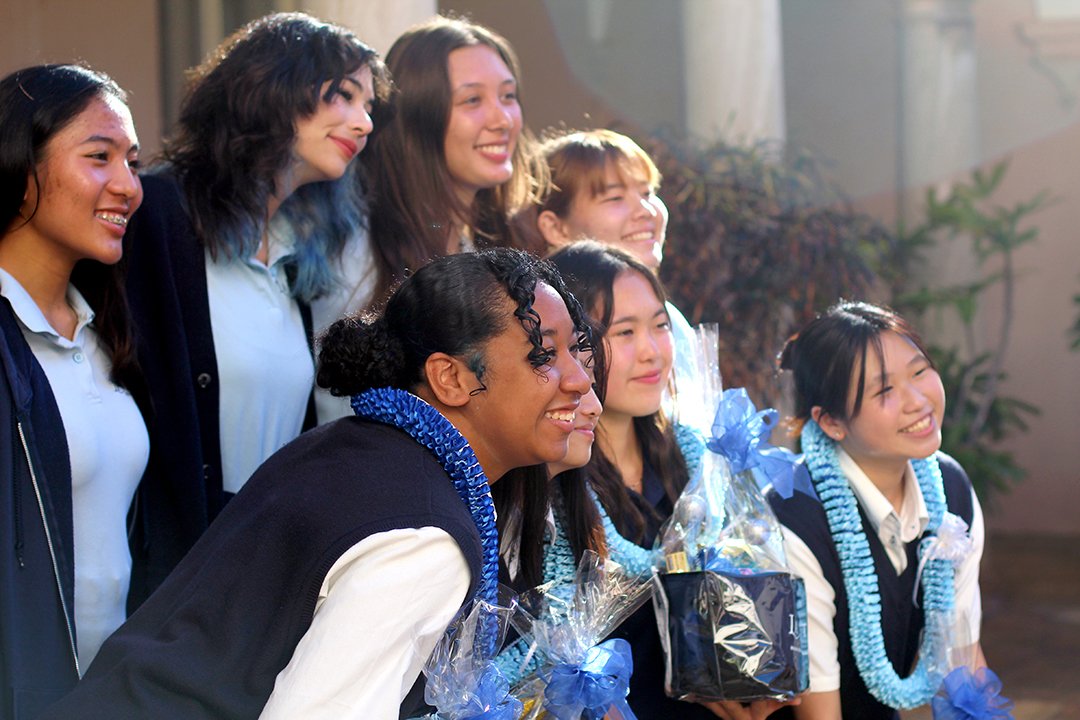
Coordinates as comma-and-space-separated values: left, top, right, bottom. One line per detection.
258, 527, 470, 719
0, 268, 149, 671
840, 449, 929, 575
781, 447, 985, 692
205, 227, 315, 494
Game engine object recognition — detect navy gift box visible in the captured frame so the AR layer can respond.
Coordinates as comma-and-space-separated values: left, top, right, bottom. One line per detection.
654, 569, 809, 701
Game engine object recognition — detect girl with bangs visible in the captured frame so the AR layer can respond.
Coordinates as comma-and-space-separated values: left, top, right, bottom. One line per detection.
528, 128, 697, 394
123, 13, 389, 597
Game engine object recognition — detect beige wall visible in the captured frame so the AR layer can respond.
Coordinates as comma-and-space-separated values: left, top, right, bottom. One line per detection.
0, 0, 164, 156
976, 120, 1080, 534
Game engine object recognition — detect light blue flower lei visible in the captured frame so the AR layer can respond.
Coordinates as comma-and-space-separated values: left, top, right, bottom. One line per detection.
352, 388, 500, 635
801, 420, 954, 709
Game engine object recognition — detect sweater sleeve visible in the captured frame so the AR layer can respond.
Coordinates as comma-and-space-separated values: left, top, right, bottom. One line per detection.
258, 526, 471, 720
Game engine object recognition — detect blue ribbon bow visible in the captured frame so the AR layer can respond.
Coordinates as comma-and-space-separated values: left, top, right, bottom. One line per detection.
705, 388, 814, 499
543, 638, 637, 720
930, 667, 1014, 720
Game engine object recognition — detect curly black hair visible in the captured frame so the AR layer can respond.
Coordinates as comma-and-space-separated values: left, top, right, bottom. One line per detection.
317, 247, 592, 397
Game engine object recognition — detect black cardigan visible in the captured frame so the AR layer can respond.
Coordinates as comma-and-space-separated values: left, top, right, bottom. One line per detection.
123, 171, 317, 605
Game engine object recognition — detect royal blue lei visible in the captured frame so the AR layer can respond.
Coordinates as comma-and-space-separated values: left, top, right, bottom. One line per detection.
352, 388, 501, 615
801, 420, 955, 709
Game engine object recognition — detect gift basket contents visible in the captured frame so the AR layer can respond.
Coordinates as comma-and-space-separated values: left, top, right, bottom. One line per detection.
653, 324, 810, 703
418, 600, 522, 720
509, 551, 653, 720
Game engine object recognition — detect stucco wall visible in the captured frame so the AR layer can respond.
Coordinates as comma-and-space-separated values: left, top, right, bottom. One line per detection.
1, 0, 163, 155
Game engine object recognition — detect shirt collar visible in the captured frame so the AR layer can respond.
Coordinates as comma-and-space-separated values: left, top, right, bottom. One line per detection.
0, 268, 94, 344
838, 446, 929, 539
265, 215, 298, 268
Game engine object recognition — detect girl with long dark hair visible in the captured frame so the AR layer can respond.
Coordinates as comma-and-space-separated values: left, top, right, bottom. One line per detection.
364, 15, 547, 307
549, 242, 795, 720
0, 63, 147, 717
123, 13, 390, 598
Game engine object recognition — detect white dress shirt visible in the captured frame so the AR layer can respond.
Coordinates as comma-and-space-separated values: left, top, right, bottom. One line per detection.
259, 526, 471, 719
781, 447, 985, 692
0, 269, 149, 670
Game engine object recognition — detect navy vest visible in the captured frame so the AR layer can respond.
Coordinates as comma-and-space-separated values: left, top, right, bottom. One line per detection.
768, 453, 975, 720
40, 418, 484, 720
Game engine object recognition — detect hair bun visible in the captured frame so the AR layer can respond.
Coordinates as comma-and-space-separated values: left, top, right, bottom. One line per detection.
316, 314, 405, 396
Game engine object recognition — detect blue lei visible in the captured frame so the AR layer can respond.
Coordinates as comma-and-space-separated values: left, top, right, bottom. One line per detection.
801, 420, 954, 709
351, 388, 500, 613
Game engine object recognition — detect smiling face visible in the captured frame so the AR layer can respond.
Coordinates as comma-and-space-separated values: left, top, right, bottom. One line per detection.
598, 270, 673, 423
291, 65, 375, 188
544, 161, 667, 269
443, 44, 522, 205
548, 369, 602, 477
14, 94, 141, 270
827, 330, 946, 483
464, 282, 591, 480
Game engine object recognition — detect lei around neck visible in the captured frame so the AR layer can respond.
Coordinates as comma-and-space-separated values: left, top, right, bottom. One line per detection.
801, 420, 955, 709
351, 387, 500, 610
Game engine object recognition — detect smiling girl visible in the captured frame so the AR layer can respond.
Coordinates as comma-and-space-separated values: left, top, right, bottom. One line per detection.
547, 242, 797, 720
529, 129, 696, 395
364, 16, 547, 306
122, 13, 390, 599
770, 301, 985, 719
0, 63, 148, 717
39, 248, 593, 719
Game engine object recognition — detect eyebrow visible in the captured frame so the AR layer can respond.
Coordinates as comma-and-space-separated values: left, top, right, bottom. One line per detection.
83, 135, 139, 153
453, 77, 517, 92
610, 307, 668, 326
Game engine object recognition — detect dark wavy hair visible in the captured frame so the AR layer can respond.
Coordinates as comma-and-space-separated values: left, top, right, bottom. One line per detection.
317, 247, 592, 399
365, 15, 549, 305
550, 241, 689, 544
0, 63, 140, 390
164, 12, 390, 302
778, 300, 933, 432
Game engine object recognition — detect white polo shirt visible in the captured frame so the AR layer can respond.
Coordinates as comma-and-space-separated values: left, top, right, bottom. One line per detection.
0, 268, 149, 671
205, 229, 315, 494
781, 447, 984, 692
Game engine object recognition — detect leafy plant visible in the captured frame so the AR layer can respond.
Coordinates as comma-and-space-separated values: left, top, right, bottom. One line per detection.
887, 161, 1047, 503
650, 136, 893, 406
